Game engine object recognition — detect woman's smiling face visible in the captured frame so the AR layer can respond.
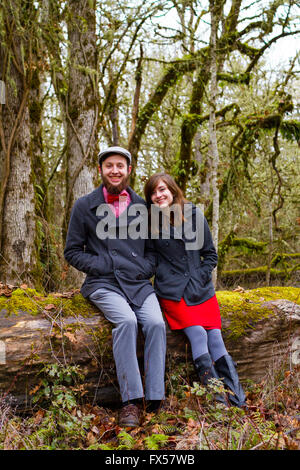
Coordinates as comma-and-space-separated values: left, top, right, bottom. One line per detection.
151, 179, 174, 208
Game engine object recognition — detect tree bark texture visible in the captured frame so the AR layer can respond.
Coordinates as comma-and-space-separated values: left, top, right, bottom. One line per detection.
0, 1, 37, 285
65, 0, 99, 225
64, 0, 100, 287
0, 295, 299, 410
176, 64, 210, 192
209, 0, 220, 288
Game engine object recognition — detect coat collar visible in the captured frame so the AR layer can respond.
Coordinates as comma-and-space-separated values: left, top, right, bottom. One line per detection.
88, 185, 105, 209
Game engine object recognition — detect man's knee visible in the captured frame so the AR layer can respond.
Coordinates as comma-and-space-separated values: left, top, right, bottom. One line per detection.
145, 317, 166, 333
112, 315, 138, 344
118, 314, 138, 330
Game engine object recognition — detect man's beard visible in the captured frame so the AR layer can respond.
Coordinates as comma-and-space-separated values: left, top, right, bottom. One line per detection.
102, 174, 130, 194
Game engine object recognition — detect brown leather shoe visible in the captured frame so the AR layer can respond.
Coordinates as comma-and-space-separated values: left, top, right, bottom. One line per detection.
119, 404, 141, 428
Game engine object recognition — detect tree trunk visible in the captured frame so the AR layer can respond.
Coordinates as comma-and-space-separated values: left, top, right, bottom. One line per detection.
266, 199, 273, 286
128, 57, 201, 188
209, 0, 220, 288
64, 0, 99, 287
29, 61, 55, 291
176, 64, 210, 192
0, 1, 38, 286
65, 0, 99, 223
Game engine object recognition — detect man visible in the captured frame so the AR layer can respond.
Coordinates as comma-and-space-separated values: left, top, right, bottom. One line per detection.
64, 146, 166, 427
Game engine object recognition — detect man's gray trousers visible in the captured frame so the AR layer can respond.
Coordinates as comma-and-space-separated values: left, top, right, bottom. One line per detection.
89, 288, 166, 403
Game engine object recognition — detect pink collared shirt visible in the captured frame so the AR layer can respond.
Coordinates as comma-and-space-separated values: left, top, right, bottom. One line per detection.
103, 186, 131, 218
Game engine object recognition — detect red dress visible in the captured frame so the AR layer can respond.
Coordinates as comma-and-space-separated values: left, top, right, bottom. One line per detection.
159, 294, 221, 331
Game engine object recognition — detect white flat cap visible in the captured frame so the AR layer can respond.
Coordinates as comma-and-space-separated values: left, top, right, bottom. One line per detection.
98, 146, 131, 165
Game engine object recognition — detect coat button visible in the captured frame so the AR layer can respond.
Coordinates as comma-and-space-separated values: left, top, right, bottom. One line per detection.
115, 269, 120, 275
111, 250, 117, 256
184, 272, 188, 277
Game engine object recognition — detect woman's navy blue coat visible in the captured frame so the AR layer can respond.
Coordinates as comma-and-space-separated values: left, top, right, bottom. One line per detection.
152, 204, 218, 305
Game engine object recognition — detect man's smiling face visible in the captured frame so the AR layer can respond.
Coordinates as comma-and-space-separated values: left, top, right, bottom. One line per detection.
99, 154, 132, 194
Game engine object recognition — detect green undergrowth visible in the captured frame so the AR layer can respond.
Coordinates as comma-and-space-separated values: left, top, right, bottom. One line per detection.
1, 361, 299, 450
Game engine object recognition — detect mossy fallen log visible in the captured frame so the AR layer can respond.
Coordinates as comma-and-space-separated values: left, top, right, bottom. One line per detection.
271, 253, 300, 267
0, 286, 299, 410
220, 266, 300, 286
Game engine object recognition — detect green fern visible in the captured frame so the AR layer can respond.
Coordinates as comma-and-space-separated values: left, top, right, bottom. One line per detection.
144, 433, 169, 450
117, 430, 136, 450
161, 424, 180, 435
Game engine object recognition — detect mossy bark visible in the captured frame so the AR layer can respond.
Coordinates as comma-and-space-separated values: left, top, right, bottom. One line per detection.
65, 0, 99, 228
176, 63, 210, 192
0, 1, 38, 286
63, 0, 100, 288
220, 266, 300, 287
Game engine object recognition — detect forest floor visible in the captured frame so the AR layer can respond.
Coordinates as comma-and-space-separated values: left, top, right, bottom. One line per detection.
0, 363, 299, 451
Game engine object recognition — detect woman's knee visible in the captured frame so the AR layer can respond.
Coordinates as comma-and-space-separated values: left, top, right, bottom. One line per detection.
207, 328, 225, 346
207, 329, 227, 361
183, 325, 207, 342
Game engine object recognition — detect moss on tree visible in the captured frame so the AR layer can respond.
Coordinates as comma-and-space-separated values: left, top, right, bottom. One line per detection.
0, 287, 98, 317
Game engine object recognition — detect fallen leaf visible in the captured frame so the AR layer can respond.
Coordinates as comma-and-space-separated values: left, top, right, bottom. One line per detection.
33, 296, 46, 301
29, 381, 42, 395
187, 418, 199, 429
34, 409, 45, 425
64, 331, 77, 343
0, 284, 13, 297
44, 304, 56, 310
86, 431, 97, 446
233, 286, 245, 292
151, 423, 162, 434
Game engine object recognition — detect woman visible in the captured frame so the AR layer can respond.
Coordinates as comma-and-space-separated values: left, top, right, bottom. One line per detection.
144, 173, 246, 407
